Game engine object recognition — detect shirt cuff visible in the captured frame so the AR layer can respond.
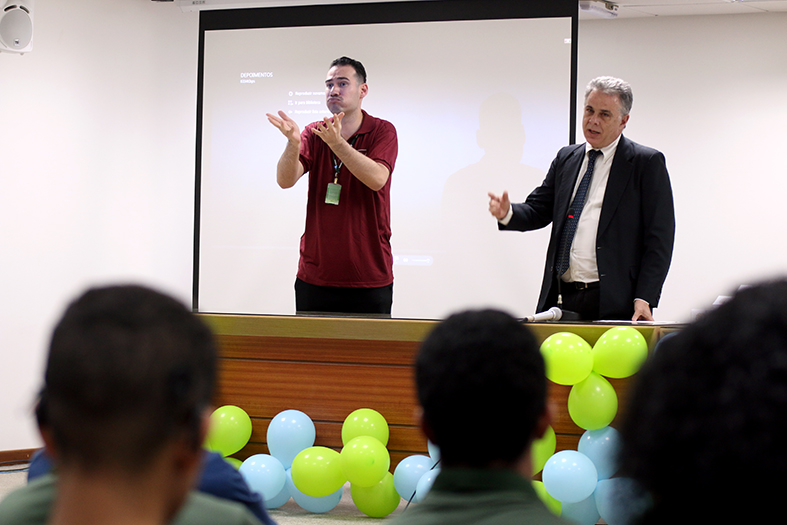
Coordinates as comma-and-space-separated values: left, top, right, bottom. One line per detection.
498, 206, 514, 226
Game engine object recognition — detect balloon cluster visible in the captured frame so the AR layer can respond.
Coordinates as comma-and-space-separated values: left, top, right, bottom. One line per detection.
392, 442, 441, 507
208, 405, 437, 517
533, 327, 650, 525
288, 407, 401, 517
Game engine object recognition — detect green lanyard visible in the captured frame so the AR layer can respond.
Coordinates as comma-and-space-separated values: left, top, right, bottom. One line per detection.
326, 134, 359, 206
331, 134, 360, 183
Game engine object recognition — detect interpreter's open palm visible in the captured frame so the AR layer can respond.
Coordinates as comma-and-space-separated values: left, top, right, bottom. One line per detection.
266, 110, 301, 144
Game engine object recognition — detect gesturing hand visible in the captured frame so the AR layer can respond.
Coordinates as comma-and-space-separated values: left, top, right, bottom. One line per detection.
266, 110, 301, 145
311, 112, 345, 148
488, 191, 511, 220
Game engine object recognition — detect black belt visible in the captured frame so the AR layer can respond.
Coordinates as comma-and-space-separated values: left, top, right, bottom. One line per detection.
564, 280, 599, 290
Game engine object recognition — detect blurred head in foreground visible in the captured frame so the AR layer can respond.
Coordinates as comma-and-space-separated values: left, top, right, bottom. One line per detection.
620, 279, 787, 523
36, 284, 217, 522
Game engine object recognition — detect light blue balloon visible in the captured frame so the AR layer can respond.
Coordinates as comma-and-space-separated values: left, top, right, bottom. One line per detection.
414, 467, 440, 503
542, 450, 598, 503
267, 410, 316, 469
427, 440, 441, 467
285, 468, 343, 513
265, 480, 291, 509
594, 478, 651, 525
577, 426, 621, 480
393, 454, 432, 501
561, 494, 600, 525
239, 454, 286, 501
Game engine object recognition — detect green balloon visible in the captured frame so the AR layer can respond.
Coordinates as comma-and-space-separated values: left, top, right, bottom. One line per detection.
206, 405, 252, 457
291, 446, 347, 498
342, 408, 390, 446
592, 327, 649, 378
340, 436, 390, 487
568, 372, 618, 430
533, 480, 562, 516
540, 332, 594, 385
351, 472, 401, 518
531, 426, 556, 476
224, 457, 243, 469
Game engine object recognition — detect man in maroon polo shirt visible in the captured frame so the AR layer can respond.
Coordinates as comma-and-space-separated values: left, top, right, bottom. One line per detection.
267, 57, 398, 315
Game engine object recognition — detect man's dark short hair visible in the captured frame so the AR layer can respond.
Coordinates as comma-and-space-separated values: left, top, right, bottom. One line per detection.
416, 309, 546, 467
330, 56, 367, 84
37, 284, 217, 473
619, 279, 787, 522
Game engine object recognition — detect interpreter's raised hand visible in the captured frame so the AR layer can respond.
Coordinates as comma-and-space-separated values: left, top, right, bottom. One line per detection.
266, 110, 301, 145
488, 191, 511, 220
311, 111, 345, 148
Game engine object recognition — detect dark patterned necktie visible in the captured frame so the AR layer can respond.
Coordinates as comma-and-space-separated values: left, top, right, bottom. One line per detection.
555, 149, 601, 277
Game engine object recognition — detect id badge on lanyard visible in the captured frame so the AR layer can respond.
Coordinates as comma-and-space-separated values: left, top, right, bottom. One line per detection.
325, 135, 359, 205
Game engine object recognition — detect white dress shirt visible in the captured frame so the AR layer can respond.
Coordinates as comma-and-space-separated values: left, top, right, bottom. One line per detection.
561, 136, 620, 283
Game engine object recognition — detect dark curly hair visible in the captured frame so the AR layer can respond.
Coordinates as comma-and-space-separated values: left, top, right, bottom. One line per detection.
416, 309, 546, 467
619, 278, 787, 523
37, 285, 217, 473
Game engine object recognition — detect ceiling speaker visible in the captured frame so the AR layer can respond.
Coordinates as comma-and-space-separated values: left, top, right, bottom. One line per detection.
0, 0, 34, 54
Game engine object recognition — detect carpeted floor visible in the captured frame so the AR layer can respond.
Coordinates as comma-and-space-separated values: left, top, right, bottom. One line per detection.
0, 464, 406, 524
0, 465, 28, 502
269, 485, 407, 524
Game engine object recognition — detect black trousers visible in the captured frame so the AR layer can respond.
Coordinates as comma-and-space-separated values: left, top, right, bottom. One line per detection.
545, 277, 601, 321
295, 278, 393, 316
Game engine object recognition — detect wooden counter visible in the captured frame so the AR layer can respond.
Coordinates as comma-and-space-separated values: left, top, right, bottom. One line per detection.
202, 314, 671, 468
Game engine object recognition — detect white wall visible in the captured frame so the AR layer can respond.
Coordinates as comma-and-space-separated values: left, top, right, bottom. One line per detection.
578, 13, 787, 322
1, 2, 786, 451
0, 0, 199, 450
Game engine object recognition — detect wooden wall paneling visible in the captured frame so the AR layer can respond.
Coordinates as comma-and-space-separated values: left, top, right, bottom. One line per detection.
218, 334, 420, 365
215, 359, 418, 425
0, 448, 36, 465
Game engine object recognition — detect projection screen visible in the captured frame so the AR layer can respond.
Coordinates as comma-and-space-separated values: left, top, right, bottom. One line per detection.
194, 0, 578, 319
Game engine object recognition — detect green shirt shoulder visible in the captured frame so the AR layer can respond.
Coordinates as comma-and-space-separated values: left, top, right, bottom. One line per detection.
0, 473, 263, 525
386, 468, 571, 525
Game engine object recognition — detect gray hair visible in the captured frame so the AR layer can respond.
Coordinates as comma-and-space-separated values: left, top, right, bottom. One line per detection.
585, 76, 633, 116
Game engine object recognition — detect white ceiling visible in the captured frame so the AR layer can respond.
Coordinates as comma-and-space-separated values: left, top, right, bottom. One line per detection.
584, 0, 787, 18
173, 0, 787, 17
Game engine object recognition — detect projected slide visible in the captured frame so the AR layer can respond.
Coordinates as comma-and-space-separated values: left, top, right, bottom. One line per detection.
196, 5, 574, 319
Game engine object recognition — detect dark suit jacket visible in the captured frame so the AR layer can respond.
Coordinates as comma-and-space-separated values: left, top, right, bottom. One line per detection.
500, 135, 675, 320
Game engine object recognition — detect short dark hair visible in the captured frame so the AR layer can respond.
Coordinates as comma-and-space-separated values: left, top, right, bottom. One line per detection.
619, 279, 787, 522
37, 285, 217, 472
416, 309, 546, 467
330, 56, 367, 84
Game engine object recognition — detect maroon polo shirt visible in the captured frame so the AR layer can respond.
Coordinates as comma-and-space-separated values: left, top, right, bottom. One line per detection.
297, 110, 398, 288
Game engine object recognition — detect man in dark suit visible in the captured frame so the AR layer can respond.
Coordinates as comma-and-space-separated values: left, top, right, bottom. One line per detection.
488, 77, 675, 321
